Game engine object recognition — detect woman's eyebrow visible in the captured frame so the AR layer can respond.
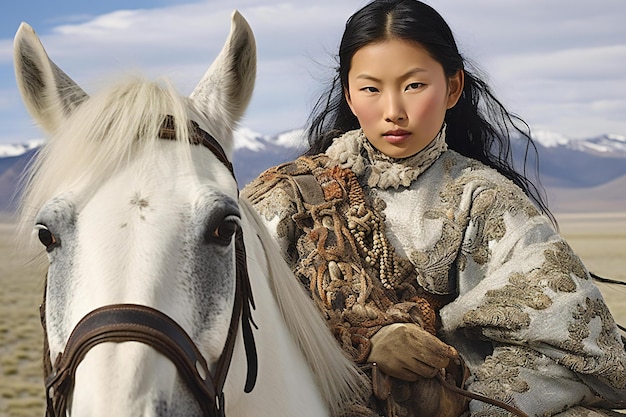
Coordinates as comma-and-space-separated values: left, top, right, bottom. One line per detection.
354, 67, 428, 82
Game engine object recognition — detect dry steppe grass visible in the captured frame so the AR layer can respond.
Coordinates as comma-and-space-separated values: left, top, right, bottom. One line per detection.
0, 222, 45, 416
557, 212, 626, 321
0, 213, 624, 416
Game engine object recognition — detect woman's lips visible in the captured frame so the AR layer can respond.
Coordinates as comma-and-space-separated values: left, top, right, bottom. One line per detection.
383, 130, 411, 143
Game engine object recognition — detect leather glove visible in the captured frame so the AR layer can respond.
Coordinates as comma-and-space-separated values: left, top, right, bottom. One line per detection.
367, 323, 460, 381
370, 338, 470, 417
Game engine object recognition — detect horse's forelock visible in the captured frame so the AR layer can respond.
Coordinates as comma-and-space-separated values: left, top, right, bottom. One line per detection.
16, 77, 201, 252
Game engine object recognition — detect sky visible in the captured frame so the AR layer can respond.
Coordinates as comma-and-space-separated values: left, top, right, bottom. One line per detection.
1, 0, 625, 146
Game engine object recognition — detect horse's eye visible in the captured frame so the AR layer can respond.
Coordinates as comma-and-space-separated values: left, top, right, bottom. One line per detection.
35, 225, 58, 251
212, 220, 238, 244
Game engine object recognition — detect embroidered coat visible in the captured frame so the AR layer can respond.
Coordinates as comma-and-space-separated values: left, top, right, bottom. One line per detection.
242, 129, 626, 416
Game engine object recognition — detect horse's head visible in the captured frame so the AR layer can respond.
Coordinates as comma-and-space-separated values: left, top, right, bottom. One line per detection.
15, 11, 256, 416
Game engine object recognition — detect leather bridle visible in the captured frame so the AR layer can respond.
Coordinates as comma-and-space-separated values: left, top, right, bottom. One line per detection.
43, 116, 258, 417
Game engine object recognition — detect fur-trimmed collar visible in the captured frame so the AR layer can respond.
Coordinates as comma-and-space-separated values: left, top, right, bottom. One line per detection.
325, 127, 448, 189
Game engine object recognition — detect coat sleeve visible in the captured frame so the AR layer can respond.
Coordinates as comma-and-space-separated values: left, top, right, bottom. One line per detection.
439, 180, 626, 416
241, 171, 301, 267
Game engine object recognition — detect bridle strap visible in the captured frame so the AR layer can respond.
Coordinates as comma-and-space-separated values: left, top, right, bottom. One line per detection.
217, 229, 258, 395
161, 115, 259, 396
46, 304, 220, 417
160, 114, 259, 394
43, 117, 257, 417
159, 115, 234, 176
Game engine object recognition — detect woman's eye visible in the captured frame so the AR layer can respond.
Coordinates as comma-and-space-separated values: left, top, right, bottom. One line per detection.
35, 225, 58, 251
406, 82, 424, 91
361, 86, 379, 93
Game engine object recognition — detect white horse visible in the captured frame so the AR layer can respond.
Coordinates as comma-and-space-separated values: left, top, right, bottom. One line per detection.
14, 11, 366, 417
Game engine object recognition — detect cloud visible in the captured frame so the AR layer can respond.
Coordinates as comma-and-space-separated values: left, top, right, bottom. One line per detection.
2, 0, 626, 143
8, 1, 361, 135
490, 45, 626, 81
415, 0, 626, 138
0, 89, 14, 111
0, 39, 13, 64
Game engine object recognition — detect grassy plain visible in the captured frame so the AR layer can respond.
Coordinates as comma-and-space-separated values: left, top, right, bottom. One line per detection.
0, 213, 624, 416
0, 221, 45, 417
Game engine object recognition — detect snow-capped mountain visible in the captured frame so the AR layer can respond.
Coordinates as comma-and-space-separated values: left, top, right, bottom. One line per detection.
0, 128, 307, 213
1, 128, 625, 213
4, 128, 624, 162
0, 139, 44, 158
571, 133, 626, 154
231, 128, 306, 187
511, 130, 626, 190
532, 130, 626, 154
233, 127, 305, 151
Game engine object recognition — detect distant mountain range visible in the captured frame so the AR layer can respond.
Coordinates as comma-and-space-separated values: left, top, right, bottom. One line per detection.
1, 129, 625, 214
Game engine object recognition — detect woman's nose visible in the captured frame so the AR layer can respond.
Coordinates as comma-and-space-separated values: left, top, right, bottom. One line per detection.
383, 93, 406, 123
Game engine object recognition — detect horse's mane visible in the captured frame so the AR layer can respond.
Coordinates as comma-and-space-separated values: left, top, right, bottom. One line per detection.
16, 74, 369, 413
240, 198, 369, 415
17, 77, 196, 256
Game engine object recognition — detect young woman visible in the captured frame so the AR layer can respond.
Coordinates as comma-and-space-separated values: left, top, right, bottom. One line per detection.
243, 1, 626, 416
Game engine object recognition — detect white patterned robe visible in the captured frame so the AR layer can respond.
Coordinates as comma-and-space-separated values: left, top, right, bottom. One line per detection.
242, 129, 626, 416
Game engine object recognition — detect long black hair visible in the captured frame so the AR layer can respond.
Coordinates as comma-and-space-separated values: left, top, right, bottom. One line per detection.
305, 0, 554, 224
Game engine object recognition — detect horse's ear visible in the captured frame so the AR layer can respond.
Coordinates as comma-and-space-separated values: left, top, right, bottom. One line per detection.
13, 22, 88, 134
190, 10, 256, 126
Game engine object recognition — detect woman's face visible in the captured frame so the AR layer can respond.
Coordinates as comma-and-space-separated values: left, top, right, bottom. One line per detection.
345, 39, 463, 158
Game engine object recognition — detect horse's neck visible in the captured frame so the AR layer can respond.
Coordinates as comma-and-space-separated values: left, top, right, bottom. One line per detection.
225, 220, 328, 416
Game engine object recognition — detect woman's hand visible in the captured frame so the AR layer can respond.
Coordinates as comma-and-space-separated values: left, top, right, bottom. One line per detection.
367, 323, 460, 381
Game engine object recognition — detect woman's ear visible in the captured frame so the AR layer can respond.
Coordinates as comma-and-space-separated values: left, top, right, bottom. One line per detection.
446, 69, 464, 109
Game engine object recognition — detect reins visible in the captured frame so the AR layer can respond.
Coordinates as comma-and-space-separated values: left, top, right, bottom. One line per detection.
434, 374, 530, 417
43, 116, 257, 417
